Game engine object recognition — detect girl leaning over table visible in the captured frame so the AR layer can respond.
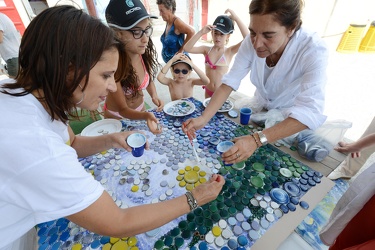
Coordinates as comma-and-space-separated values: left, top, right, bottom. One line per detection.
0, 5, 225, 249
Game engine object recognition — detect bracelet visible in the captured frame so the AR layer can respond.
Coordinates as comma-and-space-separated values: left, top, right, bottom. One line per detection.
251, 133, 261, 148
185, 191, 198, 211
256, 131, 268, 146
161, 69, 167, 74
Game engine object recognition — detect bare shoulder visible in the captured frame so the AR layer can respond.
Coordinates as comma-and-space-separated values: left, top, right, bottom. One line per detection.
165, 78, 174, 86
174, 17, 194, 33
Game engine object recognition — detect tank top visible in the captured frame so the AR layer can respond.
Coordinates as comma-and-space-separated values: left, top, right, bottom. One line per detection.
160, 18, 188, 63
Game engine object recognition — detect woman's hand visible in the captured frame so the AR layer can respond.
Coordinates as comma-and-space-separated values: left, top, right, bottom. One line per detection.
191, 174, 225, 206
152, 97, 164, 112
109, 131, 150, 151
182, 116, 209, 139
222, 135, 258, 164
145, 112, 162, 135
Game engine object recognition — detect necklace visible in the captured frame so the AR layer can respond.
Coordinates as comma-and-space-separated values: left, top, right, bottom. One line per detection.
267, 55, 276, 67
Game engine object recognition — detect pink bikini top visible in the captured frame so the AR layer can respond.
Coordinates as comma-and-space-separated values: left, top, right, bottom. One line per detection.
124, 55, 150, 95
205, 47, 228, 69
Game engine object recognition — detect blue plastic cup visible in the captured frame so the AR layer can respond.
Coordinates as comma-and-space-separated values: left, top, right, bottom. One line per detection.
217, 141, 234, 166
240, 107, 252, 125
127, 133, 146, 157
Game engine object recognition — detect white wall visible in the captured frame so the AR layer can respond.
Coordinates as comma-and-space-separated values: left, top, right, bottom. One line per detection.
46, 0, 83, 8
205, 0, 375, 43
175, 0, 188, 23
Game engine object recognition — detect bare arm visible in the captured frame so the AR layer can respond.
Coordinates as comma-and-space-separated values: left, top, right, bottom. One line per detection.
261, 117, 307, 144
146, 80, 164, 111
191, 62, 209, 86
67, 174, 225, 237
226, 9, 250, 54
0, 31, 4, 43
84, 0, 98, 17
68, 126, 133, 158
157, 53, 180, 84
335, 133, 375, 158
184, 26, 212, 54
183, 84, 233, 136
223, 117, 308, 164
106, 82, 161, 133
174, 18, 195, 53
202, 84, 233, 121
226, 9, 249, 38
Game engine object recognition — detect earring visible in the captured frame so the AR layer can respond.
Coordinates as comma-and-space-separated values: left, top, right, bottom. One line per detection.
76, 84, 85, 105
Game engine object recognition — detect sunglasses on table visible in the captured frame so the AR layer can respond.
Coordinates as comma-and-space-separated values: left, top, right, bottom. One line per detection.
127, 26, 153, 39
173, 69, 189, 75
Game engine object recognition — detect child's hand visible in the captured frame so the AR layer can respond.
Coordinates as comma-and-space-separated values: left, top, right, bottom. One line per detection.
201, 25, 213, 34
335, 141, 361, 158
180, 53, 191, 63
225, 9, 237, 20
152, 97, 164, 112
172, 53, 184, 62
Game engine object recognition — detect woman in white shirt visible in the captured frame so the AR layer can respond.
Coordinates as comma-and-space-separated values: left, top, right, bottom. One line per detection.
183, 0, 328, 165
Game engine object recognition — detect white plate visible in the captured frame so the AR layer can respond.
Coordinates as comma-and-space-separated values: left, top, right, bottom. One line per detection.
163, 99, 196, 117
203, 98, 234, 112
81, 119, 122, 136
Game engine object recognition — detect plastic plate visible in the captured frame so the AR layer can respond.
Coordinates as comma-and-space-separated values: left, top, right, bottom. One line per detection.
203, 98, 234, 112
81, 119, 122, 136
163, 99, 195, 117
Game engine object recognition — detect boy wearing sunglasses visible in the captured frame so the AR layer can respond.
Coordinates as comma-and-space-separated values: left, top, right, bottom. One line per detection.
157, 53, 209, 101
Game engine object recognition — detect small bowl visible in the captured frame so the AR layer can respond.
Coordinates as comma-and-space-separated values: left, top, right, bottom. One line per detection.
127, 133, 146, 157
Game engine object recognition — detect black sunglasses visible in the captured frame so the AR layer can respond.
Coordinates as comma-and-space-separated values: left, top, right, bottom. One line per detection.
173, 69, 189, 75
127, 26, 153, 39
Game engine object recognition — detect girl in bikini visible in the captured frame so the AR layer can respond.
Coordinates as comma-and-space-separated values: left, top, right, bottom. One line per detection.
104, 0, 164, 134
184, 9, 249, 98
157, 53, 209, 101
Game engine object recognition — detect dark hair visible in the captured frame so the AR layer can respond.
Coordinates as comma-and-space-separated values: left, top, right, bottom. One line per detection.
249, 0, 304, 31
1, 5, 122, 123
113, 30, 160, 98
156, 0, 176, 13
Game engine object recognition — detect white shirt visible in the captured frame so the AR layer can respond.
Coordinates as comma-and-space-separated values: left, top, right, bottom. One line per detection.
0, 13, 21, 61
0, 80, 104, 249
222, 27, 329, 130
320, 159, 375, 245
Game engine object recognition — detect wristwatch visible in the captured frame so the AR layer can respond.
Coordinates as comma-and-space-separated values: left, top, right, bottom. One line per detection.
185, 191, 198, 211
256, 131, 268, 146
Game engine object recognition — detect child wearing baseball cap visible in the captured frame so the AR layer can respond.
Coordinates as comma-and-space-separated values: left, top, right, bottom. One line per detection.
157, 53, 209, 101
184, 9, 249, 98
103, 0, 164, 134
